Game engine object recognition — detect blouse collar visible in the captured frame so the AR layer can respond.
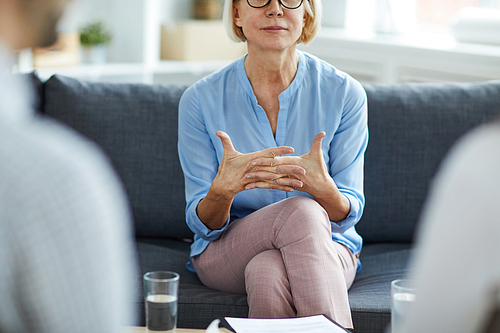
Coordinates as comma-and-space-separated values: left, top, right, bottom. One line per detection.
237, 49, 307, 102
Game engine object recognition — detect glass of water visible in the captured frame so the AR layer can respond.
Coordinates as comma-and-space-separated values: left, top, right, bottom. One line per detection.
144, 271, 180, 333
391, 279, 416, 333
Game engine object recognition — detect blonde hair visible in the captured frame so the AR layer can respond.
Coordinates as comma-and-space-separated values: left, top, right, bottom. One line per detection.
223, 0, 322, 45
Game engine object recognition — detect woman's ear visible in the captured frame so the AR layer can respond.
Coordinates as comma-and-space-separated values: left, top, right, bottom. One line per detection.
233, 2, 242, 28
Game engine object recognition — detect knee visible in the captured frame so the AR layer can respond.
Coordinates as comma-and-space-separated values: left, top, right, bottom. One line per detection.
286, 196, 325, 213
278, 196, 330, 232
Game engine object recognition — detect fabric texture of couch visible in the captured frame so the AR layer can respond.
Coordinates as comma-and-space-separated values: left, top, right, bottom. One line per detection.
33, 73, 500, 332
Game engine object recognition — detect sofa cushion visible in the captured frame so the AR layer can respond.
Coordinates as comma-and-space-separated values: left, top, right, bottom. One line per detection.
43, 75, 192, 239
360, 81, 500, 243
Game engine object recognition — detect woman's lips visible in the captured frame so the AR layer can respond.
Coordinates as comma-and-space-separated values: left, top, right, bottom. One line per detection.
263, 26, 286, 32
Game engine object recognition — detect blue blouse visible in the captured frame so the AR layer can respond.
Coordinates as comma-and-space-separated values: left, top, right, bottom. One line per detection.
178, 51, 368, 268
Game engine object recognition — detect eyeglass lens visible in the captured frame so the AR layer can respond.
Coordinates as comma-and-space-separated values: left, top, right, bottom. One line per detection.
247, 0, 304, 10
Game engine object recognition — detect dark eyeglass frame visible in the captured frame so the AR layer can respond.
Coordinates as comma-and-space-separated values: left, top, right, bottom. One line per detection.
246, 0, 304, 10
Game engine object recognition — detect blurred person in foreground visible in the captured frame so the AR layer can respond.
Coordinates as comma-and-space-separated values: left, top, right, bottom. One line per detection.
0, 0, 137, 332
399, 120, 500, 333
178, 0, 368, 328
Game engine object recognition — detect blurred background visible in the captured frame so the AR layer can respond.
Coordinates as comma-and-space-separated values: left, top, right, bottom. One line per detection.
15, 0, 500, 85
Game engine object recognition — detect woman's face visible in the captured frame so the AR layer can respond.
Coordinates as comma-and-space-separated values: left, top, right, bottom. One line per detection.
233, 0, 308, 53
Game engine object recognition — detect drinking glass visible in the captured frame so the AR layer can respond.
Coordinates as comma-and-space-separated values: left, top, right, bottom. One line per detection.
391, 279, 416, 333
144, 271, 180, 333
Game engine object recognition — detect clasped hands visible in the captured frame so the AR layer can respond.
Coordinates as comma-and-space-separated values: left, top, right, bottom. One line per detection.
211, 131, 333, 199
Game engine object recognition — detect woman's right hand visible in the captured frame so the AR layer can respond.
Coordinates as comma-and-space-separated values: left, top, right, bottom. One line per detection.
196, 131, 305, 230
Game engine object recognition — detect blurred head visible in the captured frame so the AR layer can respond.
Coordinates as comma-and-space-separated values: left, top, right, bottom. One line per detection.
0, 0, 70, 50
223, 0, 322, 45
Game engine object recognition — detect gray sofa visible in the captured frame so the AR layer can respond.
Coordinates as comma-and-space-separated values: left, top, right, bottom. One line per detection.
32, 73, 500, 332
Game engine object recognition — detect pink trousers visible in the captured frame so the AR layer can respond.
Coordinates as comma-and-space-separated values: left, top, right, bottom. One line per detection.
192, 196, 358, 329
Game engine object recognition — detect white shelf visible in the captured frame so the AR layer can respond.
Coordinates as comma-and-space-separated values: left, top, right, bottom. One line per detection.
299, 27, 500, 83
32, 60, 232, 84
312, 27, 500, 58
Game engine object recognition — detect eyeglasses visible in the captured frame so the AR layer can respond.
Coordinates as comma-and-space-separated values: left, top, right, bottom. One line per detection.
246, 0, 304, 10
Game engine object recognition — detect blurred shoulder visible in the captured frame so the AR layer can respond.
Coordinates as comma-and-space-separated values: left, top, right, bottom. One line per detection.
444, 121, 500, 172
0, 116, 122, 200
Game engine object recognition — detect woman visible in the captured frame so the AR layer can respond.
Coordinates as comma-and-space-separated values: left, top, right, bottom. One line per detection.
178, 0, 368, 328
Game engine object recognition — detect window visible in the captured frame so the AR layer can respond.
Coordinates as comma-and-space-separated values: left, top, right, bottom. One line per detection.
417, 0, 500, 30
345, 0, 500, 35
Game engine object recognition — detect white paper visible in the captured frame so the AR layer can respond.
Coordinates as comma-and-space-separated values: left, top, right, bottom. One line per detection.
225, 315, 347, 333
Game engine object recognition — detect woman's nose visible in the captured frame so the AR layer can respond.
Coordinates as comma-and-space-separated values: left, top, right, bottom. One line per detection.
265, 0, 283, 16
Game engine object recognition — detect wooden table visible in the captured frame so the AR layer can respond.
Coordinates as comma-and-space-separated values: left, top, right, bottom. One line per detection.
125, 327, 232, 333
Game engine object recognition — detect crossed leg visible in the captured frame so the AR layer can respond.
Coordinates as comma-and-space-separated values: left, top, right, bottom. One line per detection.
192, 197, 358, 328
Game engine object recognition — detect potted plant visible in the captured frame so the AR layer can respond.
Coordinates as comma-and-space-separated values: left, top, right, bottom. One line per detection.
79, 21, 112, 64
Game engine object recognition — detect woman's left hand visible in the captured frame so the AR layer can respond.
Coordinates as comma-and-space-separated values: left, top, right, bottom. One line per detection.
247, 132, 351, 222
247, 132, 329, 195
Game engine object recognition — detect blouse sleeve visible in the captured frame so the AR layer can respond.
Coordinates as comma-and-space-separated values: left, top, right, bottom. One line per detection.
329, 77, 368, 233
177, 86, 230, 240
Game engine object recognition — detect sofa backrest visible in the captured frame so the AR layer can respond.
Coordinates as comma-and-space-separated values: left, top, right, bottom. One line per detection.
360, 81, 500, 244
43, 75, 192, 240
40, 74, 500, 244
